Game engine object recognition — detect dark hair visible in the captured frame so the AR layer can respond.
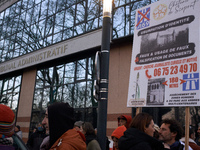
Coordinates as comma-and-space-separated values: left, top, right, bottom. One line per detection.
183, 125, 195, 138
16, 125, 20, 131
82, 122, 95, 135
48, 102, 75, 148
129, 112, 152, 132
161, 119, 183, 141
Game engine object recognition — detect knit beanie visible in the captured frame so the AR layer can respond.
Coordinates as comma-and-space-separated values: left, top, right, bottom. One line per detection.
111, 125, 127, 139
0, 104, 15, 137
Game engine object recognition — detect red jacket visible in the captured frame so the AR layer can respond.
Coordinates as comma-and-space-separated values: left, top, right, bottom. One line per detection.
189, 142, 200, 150
50, 128, 86, 150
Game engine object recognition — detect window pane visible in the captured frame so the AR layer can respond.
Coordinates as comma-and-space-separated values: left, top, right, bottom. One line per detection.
73, 82, 86, 108
76, 2, 86, 24
76, 59, 86, 80
0, 76, 22, 110
54, 65, 64, 86
55, 11, 64, 33
64, 62, 75, 84
63, 83, 74, 106
64, 8, 75, 29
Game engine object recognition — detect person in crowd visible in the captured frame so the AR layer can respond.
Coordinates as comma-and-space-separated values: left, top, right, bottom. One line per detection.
94, 128, 110, 150
74, 121, 84, 131
81, 122, 101, 150
180, 125, 200, 150
27, 123, 47, 150
0, 104, 15, 150
111, 125, 126, 150
195, 123, 200, 146
41, 102, 86, 150
117, 115, 132, 128
14, 125, 22, 139
118, 112, 169, 150
40, 118, 50, 150
159, 119, 189, 150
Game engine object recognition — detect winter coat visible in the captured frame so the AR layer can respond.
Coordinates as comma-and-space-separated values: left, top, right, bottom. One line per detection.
0, 138, 15, 150
0, 145, 15, 150
170, 141, 184, 150
27, 130, 47, 150
195, 136, 200, 146
188, 142, 200, 150
118, 128, 168, 150
85, 134, 101, 150
87, 139, 101, 150
180, 137, 200, 150
40, 136, 50, 150
16, 131, 22, 139
50, 128, 86, 150
47, 102, 86, 149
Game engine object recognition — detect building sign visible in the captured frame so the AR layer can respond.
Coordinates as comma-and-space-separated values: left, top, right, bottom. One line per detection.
127, 0, 200, 107
0, 0, 19, 13
0, 29, 102, 75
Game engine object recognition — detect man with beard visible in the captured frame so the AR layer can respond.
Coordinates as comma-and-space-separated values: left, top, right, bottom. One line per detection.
159, 119, 192, 150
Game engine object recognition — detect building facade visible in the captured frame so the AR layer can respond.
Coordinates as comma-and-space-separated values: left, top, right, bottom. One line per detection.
0, 0, 200, 143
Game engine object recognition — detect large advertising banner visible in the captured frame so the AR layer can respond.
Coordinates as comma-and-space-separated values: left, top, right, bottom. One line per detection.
127, 0, 200, 107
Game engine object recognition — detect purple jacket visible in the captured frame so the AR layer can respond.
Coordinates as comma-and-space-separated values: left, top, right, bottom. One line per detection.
0, 145, 15, 150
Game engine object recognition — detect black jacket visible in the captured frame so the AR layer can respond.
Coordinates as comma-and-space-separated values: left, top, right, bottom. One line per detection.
170, 141, 184, 150
27, 130, 47, 150
118, 128, 168, 150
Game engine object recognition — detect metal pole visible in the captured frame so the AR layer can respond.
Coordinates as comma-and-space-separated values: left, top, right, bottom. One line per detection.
97, 6, 111, 150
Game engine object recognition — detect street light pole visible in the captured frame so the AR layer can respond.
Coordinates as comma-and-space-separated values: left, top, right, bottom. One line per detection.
97, 0, 112, 150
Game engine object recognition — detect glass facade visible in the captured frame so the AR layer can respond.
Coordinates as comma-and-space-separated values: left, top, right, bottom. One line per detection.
0, 0, 158, 63
30, 55, 98, 131
0, 75, 22, 114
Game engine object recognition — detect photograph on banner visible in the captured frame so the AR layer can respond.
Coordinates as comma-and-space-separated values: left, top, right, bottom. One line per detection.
127, 0, 200, 107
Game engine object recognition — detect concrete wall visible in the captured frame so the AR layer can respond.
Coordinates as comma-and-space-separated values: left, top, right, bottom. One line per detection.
16, 67, 37, 142
107, 42, 133, 137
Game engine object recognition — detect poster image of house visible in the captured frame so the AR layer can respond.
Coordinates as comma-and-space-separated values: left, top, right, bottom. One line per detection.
146, 78, 165, 106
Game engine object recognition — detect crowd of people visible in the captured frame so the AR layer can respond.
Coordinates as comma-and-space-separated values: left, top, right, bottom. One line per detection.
1, 103, 200, 150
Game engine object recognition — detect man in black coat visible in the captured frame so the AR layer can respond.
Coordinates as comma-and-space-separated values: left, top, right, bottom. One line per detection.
27, 123, 47, 150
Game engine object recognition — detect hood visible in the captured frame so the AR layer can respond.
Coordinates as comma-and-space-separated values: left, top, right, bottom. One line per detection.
48, 102, 75, 148
50, 129, 86, 150
118, 115, 132, 128
111, 125, 127, 139
180, 137, 197, 144
118, 128, 163, 150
